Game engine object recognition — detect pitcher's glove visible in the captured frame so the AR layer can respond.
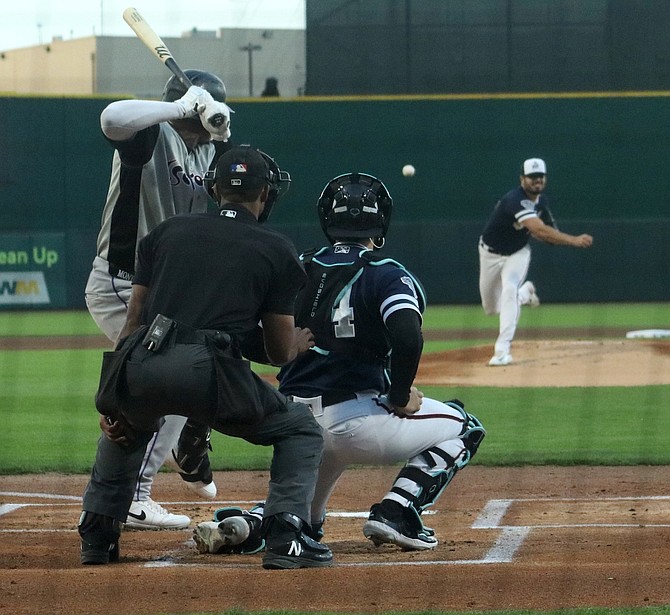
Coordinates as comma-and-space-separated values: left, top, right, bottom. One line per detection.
537, 205, 557, 229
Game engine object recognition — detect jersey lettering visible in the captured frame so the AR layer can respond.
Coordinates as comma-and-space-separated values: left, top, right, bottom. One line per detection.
333, 287, 355, 338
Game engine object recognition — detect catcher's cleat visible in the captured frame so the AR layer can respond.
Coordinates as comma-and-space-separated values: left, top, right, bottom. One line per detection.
166, 419, 217, 500
262, 512, 334, 569
363, 502, 438, 551
78, 511, 121, 565
194, 504, 265, 554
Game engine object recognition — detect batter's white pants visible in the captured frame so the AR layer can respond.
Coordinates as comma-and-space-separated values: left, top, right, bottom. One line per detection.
297, 393, 470, 526
85, 256, 187, 502
478, 243, 531, 357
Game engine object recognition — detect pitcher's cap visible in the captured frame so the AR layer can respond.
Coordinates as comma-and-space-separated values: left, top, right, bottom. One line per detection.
521, 158, 546, 175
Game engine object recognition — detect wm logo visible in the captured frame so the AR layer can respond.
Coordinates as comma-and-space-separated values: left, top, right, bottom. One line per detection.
0, 272, 50, 305
288, 540, 303, 556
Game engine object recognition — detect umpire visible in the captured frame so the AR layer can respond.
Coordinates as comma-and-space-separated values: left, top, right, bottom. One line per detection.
78, 145, 333, 570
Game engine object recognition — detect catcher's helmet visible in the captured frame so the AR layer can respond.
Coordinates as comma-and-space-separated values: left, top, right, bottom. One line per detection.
208, 145, 291, 224
162, 69, 227, 103
317, 173, 393, 244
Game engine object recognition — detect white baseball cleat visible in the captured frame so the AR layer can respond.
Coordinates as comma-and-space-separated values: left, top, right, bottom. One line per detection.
526, 281, 541, 307
124, 498, 191, 530
488, 353, 513, 367
183, 480, 217, 500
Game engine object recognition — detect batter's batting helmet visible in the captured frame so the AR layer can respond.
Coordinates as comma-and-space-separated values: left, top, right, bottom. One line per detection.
317, 173, 393, 244
162, 69, 227, 103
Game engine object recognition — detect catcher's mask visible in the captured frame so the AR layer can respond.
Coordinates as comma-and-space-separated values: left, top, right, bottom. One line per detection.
317, 173, 393, 245
205, 145, 291, 224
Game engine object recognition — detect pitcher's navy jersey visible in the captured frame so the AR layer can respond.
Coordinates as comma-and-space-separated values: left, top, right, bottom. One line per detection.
277, 244, 425, 399
480, 186, 546, 255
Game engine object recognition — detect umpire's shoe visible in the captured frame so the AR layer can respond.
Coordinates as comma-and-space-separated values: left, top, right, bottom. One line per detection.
78, 511, 121, 565
363, 501, 438, 551
262, 512, 333, 569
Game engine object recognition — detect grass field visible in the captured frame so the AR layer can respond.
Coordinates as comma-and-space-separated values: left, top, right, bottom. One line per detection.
1, 303, 668, 472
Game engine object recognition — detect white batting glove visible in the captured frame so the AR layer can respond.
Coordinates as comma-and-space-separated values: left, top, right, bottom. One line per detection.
199, 100, 233, 142
173, 85, 209, 119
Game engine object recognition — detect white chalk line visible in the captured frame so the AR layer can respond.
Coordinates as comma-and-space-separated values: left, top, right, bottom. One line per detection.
2, 492, 668, 568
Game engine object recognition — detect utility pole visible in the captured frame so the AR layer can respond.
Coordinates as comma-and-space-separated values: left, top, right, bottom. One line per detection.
239, 43, 262, 97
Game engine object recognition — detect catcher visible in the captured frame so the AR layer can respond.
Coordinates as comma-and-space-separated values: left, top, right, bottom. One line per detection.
193, 172, 486, 554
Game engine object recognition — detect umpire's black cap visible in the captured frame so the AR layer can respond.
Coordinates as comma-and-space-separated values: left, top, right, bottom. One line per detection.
215, 145, 270, 191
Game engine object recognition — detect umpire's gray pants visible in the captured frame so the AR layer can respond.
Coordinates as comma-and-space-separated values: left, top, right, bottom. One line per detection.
82, 400, 322, 524
82, 343, 323, 525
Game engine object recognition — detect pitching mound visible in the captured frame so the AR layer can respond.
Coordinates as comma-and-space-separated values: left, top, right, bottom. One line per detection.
416, 339, 670, 387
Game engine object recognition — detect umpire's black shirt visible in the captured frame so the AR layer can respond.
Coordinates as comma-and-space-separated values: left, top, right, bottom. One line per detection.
134, 206, 305, 335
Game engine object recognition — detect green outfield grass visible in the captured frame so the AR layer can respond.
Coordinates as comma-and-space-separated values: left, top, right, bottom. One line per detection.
1, 304, 668, 474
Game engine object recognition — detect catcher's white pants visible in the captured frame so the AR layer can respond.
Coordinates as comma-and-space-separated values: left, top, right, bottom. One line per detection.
85, 256, 187, 501
295, 393, 470, 525
478, 243, 531, 357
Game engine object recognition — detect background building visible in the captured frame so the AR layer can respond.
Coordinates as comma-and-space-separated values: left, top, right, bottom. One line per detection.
0, 28, 305, 98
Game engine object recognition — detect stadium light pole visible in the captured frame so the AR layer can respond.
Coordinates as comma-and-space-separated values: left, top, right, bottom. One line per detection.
240, 43, 262, 97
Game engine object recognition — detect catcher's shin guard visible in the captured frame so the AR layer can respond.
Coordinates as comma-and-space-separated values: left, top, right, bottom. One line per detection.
389, 404, 486, 514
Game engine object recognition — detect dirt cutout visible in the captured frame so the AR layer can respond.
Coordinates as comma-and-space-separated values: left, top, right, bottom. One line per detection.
417, 339, 670, 387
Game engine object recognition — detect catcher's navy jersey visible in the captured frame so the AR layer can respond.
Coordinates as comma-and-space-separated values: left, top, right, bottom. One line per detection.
278, 244, 425, 398
480, 186, 546, 255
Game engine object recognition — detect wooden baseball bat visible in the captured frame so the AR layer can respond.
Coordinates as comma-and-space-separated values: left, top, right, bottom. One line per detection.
122, 7, 226, 127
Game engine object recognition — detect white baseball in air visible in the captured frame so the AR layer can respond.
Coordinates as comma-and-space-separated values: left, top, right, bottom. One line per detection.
402, 164, 416, 177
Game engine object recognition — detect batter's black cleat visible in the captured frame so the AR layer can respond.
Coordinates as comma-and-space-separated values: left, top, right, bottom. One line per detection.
363, 501, 438, 551
261, 512, 333, 569
78, 511, 122, 565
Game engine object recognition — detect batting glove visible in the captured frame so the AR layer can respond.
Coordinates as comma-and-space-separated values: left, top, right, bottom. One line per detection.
199, 100, 233, 142
173, 85, 210, 119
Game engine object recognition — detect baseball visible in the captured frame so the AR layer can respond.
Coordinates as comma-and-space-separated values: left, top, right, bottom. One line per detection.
402, 164, 416, 177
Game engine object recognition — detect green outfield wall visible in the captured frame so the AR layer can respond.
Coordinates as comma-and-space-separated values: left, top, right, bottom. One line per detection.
0, 93, 668, 308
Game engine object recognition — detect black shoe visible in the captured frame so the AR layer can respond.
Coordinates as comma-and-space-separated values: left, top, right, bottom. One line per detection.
262, 512, 333, 569
262, 532, 333, 569
363, 502, 438, 551
78, 511, 122, 565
